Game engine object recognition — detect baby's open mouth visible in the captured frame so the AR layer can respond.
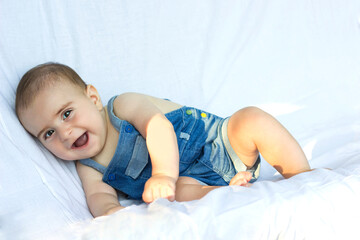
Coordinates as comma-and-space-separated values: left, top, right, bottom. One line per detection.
73, 132, 88, 148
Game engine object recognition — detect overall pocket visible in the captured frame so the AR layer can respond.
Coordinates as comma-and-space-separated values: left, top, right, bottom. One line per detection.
125, 135, 151, 179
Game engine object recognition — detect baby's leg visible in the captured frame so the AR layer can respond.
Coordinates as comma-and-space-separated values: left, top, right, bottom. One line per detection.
175, 176, 221, 202
227, 107, 310, 178
176, 174, 254, 202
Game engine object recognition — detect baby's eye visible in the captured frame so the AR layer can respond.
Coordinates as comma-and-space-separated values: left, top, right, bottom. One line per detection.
44, 130, 54, 139
62, 110, 72, 120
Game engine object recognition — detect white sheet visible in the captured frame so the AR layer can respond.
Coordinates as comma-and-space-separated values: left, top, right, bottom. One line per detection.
56, 167, 360, 240
1, 1, 360, 239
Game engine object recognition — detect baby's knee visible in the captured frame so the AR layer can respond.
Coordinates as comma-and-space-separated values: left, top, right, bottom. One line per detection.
237, 106, 267, 119
229, 106, 269, 131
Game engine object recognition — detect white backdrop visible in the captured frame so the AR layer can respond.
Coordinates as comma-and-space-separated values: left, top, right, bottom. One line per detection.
1, 1, 360, 239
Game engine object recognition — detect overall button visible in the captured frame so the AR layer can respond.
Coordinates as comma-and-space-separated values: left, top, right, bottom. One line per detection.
125, 125, 133, 133
108, 173, 116, 181
201, 112, 207, 118
186, 109, 192, 115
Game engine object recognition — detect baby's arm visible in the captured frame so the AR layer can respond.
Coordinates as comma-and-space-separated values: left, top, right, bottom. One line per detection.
77, 162, 124, 217
113, 93, 179, 203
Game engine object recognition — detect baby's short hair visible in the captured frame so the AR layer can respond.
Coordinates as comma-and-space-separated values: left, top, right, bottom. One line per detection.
15, 62, 87, 117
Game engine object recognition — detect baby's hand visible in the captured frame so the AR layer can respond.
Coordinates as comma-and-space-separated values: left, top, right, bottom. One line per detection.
142, 174, 177, 204
229, 171, 253, 187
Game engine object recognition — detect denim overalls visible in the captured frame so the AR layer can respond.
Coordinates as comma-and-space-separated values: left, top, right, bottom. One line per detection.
80, 96, 260, 200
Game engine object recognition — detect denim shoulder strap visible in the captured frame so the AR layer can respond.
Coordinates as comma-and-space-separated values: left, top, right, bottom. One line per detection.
107, 95, 122, 131
79, 159, 106, 174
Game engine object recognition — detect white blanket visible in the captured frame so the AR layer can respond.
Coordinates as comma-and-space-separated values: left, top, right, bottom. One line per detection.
1, 1, 360, 239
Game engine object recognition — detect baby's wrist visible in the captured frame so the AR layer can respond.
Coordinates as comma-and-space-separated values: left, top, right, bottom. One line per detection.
151, 172, 178, 182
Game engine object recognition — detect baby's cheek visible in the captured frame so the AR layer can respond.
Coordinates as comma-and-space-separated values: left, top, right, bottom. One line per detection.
49, 143, 72, 160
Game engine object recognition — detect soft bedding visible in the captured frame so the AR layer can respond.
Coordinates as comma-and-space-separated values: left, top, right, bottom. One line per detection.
1, 1, 360, 239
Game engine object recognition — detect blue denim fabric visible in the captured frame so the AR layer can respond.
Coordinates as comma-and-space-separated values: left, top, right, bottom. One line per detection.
80, 96, 260, 200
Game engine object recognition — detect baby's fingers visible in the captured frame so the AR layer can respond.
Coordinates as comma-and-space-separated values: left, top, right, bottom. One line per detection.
151, 187, 160, 200
156, 186, 175, 202
162, 187, 175, 202
143, 175, 177, 203
142, 187, 155, 204
143, 186, 175, 203
230, 178, 249, 186
229, 171, 252, 186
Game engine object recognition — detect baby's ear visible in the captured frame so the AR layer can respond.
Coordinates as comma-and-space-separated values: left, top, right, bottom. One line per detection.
85, 85, 103, 110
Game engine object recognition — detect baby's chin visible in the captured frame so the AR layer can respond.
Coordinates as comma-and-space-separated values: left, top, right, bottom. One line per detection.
55, 151, 97, 161
55, 154, 80, 161
67, 148, 103, 161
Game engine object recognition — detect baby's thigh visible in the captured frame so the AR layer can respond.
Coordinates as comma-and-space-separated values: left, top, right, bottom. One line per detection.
227, 107, 266, 166
175, 176, 220, 202
176, 176, 203, 186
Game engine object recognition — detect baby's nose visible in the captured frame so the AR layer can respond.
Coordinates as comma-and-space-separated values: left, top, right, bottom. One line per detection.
58, 126, 72, 142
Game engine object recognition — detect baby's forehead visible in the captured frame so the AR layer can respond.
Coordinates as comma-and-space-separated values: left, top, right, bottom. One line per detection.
43, 75, 81, 88
26, 80, 82, 107
41, 77, 85, 95
19, 82, 84, 133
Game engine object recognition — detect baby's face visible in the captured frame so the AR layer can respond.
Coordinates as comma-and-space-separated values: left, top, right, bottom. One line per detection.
18, 81, 108, 161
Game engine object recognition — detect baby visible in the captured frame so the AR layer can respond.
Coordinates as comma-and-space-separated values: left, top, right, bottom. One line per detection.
15, 63, 311, 217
